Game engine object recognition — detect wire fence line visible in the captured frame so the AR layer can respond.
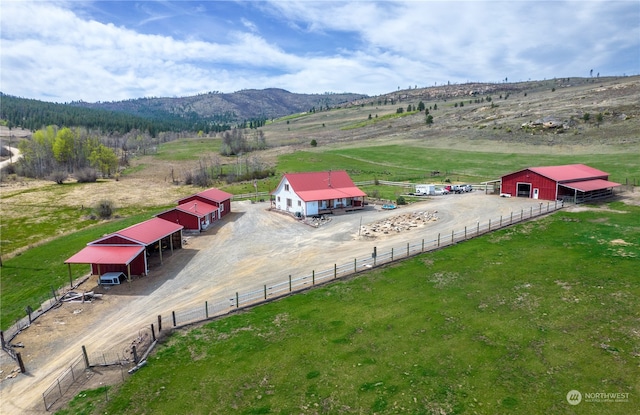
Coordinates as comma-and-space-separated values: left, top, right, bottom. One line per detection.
41, 199, 562, 411
159, 200, 564, 331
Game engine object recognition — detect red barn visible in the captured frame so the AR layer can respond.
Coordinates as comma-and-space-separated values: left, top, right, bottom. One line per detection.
157, 200, 218, 231
500, 164, 620, 203
178, 188, 233, 220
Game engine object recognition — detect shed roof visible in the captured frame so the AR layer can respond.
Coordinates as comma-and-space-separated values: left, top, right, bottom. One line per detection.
528, 164, 609, 182
113, 217, 183, 245
180, 188, 233, 204
278, 171, 366, 202
560, 179, 621, 192
65, 245, 144, 265
172, 200, 218, 217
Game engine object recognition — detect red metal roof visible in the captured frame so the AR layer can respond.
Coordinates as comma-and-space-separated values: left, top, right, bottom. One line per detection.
528, 164, 609, 182
560, 179, 621, 192
114, 217, 183, 245
174, 200, 218, 217
65, 245, 144, 265
193, 188, 233, 203
279, 171, 366, 202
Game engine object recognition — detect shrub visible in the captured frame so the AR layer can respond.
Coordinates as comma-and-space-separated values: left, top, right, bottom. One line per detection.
49, 170, 68, 184
95, 200, 114, 219
310, 139, 317, 147
396, 195, 406, 205
76, 168, 98, 183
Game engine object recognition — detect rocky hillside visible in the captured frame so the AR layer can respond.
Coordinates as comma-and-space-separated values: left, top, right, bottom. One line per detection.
71, 88, 367, 121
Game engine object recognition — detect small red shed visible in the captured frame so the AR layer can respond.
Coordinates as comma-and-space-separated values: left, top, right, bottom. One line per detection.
177, 188, 233, 220
500, 164, 620, 203
156, 200, 218, 231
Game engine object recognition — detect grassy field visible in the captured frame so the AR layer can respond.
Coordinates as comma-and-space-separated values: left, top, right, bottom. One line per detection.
57, 201, 639, 414
0, 209, 172, 329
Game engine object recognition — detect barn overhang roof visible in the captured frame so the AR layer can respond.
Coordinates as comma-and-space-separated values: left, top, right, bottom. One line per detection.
159, 201, 218, 218
113, 217, 183, 246
298, 187, 367, 202
65, 245, 144, 265
560, 179, 621, 192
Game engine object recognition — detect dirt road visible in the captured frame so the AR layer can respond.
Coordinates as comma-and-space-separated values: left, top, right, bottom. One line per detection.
0, 192, 548, 413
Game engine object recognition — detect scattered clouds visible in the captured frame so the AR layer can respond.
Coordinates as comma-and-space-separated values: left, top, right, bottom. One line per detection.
1, 0, 638, 103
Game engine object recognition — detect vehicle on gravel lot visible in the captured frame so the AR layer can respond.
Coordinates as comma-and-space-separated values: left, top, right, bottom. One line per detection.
99, 272, 126, 285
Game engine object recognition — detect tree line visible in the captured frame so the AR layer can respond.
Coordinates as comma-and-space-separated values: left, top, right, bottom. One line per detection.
0, 94, 232, 136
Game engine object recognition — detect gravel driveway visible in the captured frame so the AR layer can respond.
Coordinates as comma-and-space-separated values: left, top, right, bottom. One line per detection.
1, 191, 551, 413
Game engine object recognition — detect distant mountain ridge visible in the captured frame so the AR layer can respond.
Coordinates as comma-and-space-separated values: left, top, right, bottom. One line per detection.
70, 88, 368, 121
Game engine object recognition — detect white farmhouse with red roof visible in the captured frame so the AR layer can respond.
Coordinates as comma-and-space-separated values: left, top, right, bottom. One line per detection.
271, 170, 367, 217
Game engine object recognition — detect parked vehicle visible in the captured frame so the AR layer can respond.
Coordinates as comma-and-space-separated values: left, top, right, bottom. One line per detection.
99, 272, 126, 285
434, 187, 449, 195
415, 184, 436, 196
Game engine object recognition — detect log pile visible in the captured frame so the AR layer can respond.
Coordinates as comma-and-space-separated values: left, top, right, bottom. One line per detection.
360, 210, 438, 238
60, 291, 102, 303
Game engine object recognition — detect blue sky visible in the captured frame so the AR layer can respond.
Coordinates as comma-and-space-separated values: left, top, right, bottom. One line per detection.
1, 0, 638, 103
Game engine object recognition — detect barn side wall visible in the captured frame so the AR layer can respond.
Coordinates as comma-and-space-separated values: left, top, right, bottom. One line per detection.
157, 210, 200, 230
501, 170, 557, 200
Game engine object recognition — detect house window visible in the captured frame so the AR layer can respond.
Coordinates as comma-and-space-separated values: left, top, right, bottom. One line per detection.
285, 184, 290, 191
277, 196, 281, 202
287, 198, 292, 207
298, 200, 302, 206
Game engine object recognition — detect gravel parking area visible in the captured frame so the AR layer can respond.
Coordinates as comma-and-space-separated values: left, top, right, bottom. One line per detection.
1, 191, 550, 413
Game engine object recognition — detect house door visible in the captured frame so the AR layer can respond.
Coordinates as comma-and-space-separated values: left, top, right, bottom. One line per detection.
533, 188, 539, 199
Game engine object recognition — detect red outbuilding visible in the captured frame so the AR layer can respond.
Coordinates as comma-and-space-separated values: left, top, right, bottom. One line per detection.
177, 188, 233, 220
65, 217, 184, 280
156, 200, 219, 232
500, 164, 620, 203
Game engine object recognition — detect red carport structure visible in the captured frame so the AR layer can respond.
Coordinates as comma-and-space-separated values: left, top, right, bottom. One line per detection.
156, 200, 219, 232
65, 217, 184, 282
65, 245, 145, 283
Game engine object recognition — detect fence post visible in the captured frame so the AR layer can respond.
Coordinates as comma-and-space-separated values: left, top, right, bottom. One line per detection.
172, 311, 176, 327
488, 219, 491, 231
157, 315, 162, 332
407, 242, 409, 257
236, 292, 239, 308
132, 346, 138, 364
16, 352, 25, 373
52, 286, 58, 302
334, 264, 337, 279
312, 270, 315, 285
477, 222, 480, 236
451, 230, 454, 244
82, 345, 90, 369
264, 285, 267, 299
464, 226, 467, 240
438, 233, 440, 247
547, 202, 550, 212
422, 239, 424, 252
205, 301, 209, 319
289, 275, 292, 292
530, 206, 533, 217
510, 212, 513, 224
521, 209, 523, 221
151, 324, 156, 342
26, 306, 32, 324
0, 331, 5, 349
391, 248, 394, 261
354, 258, 357, 272
500, 215, 503, 227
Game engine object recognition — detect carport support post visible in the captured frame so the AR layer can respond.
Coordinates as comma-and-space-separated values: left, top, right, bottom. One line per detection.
68, 264, 73, 288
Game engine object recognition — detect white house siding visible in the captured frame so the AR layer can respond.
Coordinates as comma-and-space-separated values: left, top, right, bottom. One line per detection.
306, 201, 319, 216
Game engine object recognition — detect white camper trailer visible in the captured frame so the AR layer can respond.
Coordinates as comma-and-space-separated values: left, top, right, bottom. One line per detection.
415, 184, 436, 196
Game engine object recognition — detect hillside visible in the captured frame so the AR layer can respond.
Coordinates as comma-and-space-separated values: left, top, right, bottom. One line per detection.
70, 88, 367, 122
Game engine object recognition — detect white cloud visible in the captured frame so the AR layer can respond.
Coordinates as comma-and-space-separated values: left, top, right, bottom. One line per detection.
1, 0, 637, 102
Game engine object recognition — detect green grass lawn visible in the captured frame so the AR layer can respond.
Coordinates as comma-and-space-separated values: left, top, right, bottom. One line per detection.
154, 137, 222, 161
0, 209, 172, 330
59, 201, 639, 415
